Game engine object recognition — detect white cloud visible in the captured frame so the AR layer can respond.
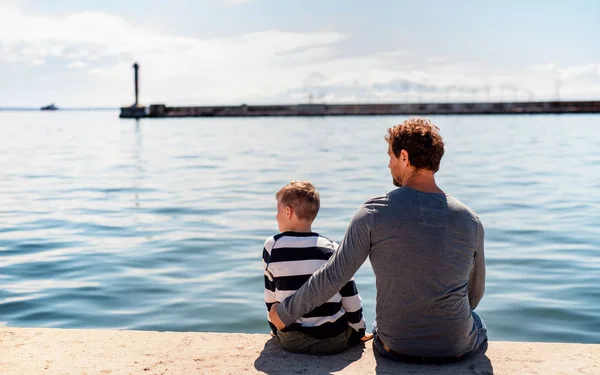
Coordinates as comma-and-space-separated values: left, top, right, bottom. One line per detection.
0, 3, 598, 106
89, 67, 105, 75
0, 4, 354, 104
531, 63, 556, 72
67, 60, 87, 69
559, 64, 600, 80
426, 56, 449, 63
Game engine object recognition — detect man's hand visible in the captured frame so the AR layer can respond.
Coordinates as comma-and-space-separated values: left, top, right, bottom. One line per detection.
268, 302, 286, 330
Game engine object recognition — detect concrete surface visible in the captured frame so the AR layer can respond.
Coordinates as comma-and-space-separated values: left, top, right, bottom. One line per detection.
1, 327, 598, 374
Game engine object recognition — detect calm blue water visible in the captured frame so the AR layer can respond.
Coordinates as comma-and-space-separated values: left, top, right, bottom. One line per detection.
1, 111, 599, 343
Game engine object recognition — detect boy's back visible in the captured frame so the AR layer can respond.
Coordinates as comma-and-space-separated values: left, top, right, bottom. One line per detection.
263, 231, 365, 340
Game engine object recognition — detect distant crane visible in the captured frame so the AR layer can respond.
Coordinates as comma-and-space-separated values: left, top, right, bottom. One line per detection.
304, 72, 327, 104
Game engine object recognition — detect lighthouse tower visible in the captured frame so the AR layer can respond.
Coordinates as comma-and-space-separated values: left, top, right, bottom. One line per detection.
119, 62, 147, 118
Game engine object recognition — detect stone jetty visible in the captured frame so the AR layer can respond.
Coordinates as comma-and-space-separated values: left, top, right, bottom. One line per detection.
120, 100, 600, 118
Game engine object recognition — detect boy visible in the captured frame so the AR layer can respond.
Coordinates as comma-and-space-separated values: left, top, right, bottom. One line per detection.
262, 181, 372, 355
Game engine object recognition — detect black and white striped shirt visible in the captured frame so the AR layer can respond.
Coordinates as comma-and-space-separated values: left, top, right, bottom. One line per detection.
263, 231, 365, 339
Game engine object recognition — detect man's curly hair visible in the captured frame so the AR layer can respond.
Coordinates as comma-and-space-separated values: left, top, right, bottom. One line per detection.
385, 117, 445, 173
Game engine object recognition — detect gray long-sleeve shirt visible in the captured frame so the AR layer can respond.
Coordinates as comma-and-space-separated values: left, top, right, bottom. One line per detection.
276, 187, 486, 357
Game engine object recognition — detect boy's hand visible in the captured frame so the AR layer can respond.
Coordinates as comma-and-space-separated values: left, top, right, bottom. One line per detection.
360, 333, 374, 342
268, 303, 287, 330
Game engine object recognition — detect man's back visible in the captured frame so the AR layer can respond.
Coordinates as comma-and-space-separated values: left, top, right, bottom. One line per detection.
368, 187, 484, 357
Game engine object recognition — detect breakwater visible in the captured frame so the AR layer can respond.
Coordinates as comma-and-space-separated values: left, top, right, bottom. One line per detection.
120, 100, 600, 118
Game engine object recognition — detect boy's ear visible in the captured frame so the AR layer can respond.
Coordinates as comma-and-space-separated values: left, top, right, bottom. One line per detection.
285, 205, 293, 219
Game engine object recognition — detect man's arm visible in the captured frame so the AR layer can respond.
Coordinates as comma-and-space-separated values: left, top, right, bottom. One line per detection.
468, 220, 486, 310
274, 205, 373, 327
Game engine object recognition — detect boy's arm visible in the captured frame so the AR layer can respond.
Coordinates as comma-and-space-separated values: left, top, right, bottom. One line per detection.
274, 204, 372, 327
263, 238, 278, 335
340, 278, 366, 336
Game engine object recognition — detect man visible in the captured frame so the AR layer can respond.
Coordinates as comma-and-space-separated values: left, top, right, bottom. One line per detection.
269, 117, 487, 364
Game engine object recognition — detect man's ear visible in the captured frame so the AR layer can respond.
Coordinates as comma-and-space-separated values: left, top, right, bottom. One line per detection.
400, 149, 410, 166
285, 206, 293, 219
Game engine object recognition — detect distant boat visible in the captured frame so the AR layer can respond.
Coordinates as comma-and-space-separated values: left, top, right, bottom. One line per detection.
40, 104, 59, 111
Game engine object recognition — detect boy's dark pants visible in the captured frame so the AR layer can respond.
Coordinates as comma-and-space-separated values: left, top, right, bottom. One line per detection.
276, 326, 361, 355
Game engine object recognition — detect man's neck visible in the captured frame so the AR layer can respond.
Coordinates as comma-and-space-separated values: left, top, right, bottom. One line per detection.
403, 169, 444, 194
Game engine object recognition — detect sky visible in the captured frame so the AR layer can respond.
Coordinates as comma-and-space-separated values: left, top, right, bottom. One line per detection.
0, 0, 599, 107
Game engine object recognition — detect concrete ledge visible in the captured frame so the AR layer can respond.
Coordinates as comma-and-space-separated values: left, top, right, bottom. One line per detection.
1, 327, 598, 374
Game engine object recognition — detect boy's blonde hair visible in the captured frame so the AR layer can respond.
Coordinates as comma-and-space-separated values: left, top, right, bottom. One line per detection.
275, 181, 320, 222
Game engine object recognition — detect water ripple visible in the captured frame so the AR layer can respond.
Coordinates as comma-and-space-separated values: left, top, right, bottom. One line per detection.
0, 112, 598, 343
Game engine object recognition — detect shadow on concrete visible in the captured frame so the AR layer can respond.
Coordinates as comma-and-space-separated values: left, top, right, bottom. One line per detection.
254, 337, 494, 375
374, 341, 494, 375
253, 336, 367, 375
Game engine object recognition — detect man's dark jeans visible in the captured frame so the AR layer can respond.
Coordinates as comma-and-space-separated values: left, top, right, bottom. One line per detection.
373, 311, 488, 364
